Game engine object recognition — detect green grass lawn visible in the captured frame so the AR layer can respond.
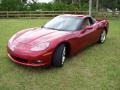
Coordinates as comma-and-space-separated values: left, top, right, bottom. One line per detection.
0, 18, 120, 90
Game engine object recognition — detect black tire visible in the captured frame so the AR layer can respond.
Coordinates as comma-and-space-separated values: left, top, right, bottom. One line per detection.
52, 44, 66, 67
98, 30, 107, 44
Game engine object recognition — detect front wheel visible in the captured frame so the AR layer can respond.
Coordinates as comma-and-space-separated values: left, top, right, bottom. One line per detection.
52, 44, 66, 67
98, 30, 107, 44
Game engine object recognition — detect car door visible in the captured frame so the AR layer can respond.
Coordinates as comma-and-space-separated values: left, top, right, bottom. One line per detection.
79, 17, 99, 46
72, 17, 98, 53
69, 17, 100, 55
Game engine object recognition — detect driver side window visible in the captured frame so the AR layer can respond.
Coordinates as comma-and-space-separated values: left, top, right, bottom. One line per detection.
81, 18, 90, 29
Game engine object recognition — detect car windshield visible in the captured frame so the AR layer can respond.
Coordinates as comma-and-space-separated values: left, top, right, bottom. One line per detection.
43, 16, 83, 31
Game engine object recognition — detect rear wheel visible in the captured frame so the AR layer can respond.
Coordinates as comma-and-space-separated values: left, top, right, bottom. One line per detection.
52, 44, 66, 67
98, 30, 107, 44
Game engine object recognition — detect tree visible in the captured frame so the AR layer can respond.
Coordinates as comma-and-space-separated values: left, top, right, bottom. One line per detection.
0, 0, 22, 11
21, 0, 27, 3
0, 0, 120, 11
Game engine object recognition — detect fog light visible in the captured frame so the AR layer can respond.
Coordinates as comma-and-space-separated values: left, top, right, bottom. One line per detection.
32, 60, 43, 64
37, 60, 42, 63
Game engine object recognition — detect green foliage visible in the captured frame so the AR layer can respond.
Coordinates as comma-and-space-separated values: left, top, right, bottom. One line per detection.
0, 0, 24, 11
101, 0, 120, 10
27, 2, 80, 11
0, 0, 120, 11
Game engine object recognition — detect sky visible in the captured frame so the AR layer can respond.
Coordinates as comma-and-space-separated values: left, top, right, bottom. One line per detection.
28, 0, 53, 3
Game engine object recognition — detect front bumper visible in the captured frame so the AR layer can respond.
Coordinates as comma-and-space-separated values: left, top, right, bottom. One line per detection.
7, 48, 53, 67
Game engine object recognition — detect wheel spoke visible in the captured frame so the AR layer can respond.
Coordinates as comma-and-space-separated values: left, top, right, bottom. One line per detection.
101, 31, 106, 43
61, 47, 66, 65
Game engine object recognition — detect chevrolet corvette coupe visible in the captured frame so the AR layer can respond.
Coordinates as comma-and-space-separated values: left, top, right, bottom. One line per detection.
7, 14, 109, 67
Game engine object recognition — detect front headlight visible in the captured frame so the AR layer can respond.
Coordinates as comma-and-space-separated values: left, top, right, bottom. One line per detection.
30, 42, 50, 51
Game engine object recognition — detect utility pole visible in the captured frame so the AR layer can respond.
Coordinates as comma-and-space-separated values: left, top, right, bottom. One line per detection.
96, 0, 99, 12
89, 0, 92, 16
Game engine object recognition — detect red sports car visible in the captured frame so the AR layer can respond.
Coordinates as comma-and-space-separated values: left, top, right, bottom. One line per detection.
7, 14, 109, 67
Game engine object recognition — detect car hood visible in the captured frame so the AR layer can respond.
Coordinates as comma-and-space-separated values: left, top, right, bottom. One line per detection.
11, 28, 70, 45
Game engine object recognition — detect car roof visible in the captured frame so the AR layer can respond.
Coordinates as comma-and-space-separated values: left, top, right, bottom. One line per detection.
59, 14, 88, 18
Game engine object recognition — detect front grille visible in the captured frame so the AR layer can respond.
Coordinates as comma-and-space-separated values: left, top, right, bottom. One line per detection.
15, 57, 28, 63
11, 55, 28, 63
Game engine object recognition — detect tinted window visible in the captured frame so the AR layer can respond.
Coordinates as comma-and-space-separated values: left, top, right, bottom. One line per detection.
81, 18, 90, 29
88, 17, 96, 25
